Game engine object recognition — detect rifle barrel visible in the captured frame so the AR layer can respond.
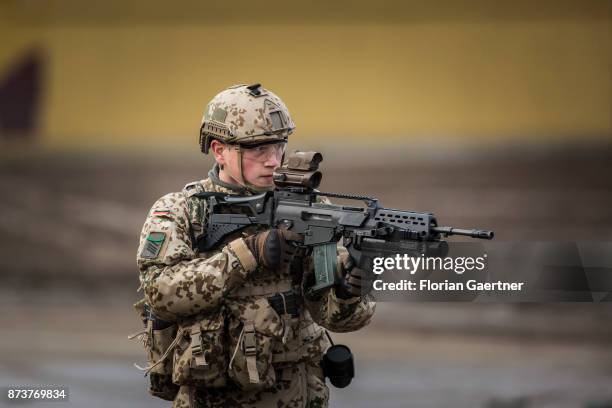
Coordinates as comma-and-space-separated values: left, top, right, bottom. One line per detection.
432, 227, 494, 240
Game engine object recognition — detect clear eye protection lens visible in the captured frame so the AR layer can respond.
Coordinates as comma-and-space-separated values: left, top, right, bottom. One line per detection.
242, 142, 286, 162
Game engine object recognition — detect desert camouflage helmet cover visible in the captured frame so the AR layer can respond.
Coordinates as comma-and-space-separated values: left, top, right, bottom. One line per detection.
199, 83, 295, 154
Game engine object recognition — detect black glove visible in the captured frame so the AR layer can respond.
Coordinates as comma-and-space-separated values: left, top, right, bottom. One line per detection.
244, 228, 303, 272
335, 252, 372, 299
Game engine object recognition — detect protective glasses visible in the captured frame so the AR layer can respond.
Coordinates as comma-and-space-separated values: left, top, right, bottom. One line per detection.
238, 141, 287, 163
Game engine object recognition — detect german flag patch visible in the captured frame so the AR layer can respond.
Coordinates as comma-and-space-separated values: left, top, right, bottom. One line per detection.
141, 232, 166, 259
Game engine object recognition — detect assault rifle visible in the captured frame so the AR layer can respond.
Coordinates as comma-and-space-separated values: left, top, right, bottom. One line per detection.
196, 151, 494, 293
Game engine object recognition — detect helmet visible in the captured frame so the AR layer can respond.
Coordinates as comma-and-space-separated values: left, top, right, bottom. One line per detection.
199, 83, 295, 154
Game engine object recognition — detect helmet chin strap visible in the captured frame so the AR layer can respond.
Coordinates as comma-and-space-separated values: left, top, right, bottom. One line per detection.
235, 146, 274, 194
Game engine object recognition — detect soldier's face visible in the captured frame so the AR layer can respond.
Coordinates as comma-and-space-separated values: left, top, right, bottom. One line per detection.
238, 147, 282, 187
212, 140, 282, 188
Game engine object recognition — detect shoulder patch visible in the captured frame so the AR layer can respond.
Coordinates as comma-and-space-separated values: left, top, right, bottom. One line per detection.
141, 231, 167, 259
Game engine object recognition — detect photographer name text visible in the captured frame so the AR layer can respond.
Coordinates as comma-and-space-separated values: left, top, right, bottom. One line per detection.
371, 254, 525, 293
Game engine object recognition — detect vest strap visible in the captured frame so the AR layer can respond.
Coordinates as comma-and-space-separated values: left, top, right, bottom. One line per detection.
242, 321, 260, 384
229, 281, 293, 297
190, 324, 207, 368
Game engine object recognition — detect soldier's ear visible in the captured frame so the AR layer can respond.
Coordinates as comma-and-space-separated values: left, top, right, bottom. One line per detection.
210, 139, 227, 167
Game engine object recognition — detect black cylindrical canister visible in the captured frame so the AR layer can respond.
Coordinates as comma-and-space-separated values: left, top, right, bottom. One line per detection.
321, 344, 354, 388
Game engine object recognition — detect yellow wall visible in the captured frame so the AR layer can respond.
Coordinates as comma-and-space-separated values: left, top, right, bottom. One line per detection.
1, 1, 610, 148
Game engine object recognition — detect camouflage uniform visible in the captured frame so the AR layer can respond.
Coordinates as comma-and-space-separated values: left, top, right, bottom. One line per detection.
137, 164, 376, 408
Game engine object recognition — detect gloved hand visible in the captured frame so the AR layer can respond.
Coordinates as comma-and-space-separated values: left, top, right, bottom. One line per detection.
244, 228, 303, 271
335, 252, 373, 299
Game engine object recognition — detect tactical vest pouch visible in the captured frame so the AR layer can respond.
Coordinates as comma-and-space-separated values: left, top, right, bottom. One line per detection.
271, 322, 326, 365
173, 312, 227, 388
130, 300, 179, 401
147, 321, 180, 400
227, 298, 283, 391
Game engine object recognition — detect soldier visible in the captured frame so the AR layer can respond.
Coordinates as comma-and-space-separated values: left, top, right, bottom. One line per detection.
136, 83, 375, 408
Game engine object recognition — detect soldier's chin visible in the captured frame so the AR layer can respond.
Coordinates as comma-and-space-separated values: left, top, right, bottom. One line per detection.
250, 176, 274, 188
258, 175, 275, 186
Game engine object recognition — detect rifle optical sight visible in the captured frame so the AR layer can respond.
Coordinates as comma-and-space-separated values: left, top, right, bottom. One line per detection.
273, 151, 323, 189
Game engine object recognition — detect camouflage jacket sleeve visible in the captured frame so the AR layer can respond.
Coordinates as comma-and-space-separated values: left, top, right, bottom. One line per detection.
137, 192, 258, 321
303, 246, 376, 333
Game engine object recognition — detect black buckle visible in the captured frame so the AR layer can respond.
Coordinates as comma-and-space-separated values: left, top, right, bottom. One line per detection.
267, 290, 301, 317
144, 303, 174, 330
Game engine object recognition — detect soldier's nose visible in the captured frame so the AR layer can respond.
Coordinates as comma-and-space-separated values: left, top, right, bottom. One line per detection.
266, 155, 281, 167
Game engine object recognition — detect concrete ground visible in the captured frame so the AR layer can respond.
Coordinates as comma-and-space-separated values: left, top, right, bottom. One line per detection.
1, 294, 611, 408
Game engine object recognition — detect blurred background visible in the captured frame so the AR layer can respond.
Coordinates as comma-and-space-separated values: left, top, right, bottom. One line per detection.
1, 1, 611, 407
